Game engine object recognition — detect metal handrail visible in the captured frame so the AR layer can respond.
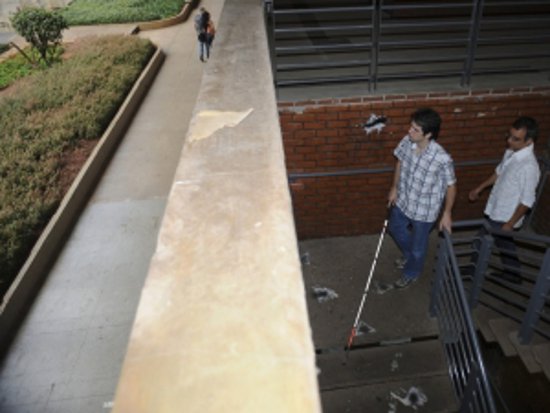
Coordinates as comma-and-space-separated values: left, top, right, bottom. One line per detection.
267, 0, 550, 91
451, 220, 550, 344
430, 230, 496, 412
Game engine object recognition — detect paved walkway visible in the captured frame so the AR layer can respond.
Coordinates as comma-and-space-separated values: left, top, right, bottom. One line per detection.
0, 2, 224, 412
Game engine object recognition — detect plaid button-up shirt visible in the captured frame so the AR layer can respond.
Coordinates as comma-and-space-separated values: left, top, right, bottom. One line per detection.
394, 136, 456, 223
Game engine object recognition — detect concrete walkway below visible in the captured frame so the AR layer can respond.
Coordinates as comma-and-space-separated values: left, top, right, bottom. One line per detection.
0, 2, 224, 411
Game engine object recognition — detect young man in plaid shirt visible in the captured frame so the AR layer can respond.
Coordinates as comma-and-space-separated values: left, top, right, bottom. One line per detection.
387, 108, 457, 288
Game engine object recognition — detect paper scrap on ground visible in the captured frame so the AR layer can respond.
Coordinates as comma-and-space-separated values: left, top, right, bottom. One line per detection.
356, 319, 376, 335
374, 280, 395, 294
390, 352, 403, 372
189, 108, 253, 142
390, 386, 428, 410
312, 285, 338, 303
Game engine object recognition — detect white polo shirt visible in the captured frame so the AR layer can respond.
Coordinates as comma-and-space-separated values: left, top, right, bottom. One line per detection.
485, 143, 540, 228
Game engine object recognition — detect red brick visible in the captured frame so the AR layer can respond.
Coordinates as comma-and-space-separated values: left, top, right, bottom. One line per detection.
295, 130, 317, 139
304, 121, 326, 129
282, 121, 303, 131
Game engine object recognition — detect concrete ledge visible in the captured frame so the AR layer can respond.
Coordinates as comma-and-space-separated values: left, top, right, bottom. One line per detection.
0, 47, 165, 352
113, 0, 321, 412
137, 0, 199, 32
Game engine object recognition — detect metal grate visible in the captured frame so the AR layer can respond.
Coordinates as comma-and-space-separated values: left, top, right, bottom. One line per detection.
265, 0, 550, 92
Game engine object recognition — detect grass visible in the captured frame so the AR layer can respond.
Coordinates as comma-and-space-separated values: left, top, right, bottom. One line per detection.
0, 35, 155, 301
0, 52, 35, 89
61, 0, 188, 25
0, 46, 62, 90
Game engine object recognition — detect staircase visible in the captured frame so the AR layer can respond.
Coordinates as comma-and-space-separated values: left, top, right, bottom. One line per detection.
300, 217, 550, 411
452, 220, 550, 385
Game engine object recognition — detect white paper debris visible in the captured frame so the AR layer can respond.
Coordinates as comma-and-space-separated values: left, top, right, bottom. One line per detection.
390, 386, 428, 410
312, 285, 339, 303
356, 319, 376, 335
374, 280, 395, 294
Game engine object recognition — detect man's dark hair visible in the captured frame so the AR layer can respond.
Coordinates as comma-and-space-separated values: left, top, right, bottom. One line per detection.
411, 108, 442, 140
513, 116, 538, 143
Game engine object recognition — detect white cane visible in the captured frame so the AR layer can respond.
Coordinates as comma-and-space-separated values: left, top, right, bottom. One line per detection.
345, 219, 388, 359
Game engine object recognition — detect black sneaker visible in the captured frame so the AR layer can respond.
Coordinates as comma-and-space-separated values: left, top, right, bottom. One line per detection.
394, 276, 417, 289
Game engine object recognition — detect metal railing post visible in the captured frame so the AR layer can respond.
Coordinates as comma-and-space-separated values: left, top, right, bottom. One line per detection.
527, 169, 549, 230
263, 0, 277, 92
469, 234, 494, 308
462, 0, 484, 87
518, 248, 550, 344
370, 0, 381, 92
430, 236, 448, 317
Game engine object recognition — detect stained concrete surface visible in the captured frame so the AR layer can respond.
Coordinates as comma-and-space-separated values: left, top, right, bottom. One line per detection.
301, 231, 440, 350
0, 1, 224, 411
300, 231, 458, 412
110, 1, 321, 411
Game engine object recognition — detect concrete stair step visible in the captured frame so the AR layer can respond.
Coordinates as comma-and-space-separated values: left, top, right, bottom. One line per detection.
532, 343, 550, 382
488, 318, 520, 356
472, 303, 550, 376
318, 339, 448, 390
472, 305, 500, 343
507, 332, 544, 374
476, 287, 526, 322
321, 375, 458, 413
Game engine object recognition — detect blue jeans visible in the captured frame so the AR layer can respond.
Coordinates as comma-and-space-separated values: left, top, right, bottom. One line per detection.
388, 206, 434, 280
198, 41, 210, 60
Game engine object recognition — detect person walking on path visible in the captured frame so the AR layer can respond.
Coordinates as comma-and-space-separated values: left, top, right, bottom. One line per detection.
194, 7, 211, 62
387, 108, 457, 289
468, 116, 541, 284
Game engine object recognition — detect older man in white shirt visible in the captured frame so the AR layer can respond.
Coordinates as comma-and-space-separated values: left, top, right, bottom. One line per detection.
469, 116, 541, 284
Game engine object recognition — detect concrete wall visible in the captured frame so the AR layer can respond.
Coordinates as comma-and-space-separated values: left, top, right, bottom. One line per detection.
280, 89, 550, 239
112, 1, 322, 412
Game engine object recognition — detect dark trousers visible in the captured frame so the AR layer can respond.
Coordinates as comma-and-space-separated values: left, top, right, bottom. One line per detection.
486, 218, 521, 277
467, 218, 521, 280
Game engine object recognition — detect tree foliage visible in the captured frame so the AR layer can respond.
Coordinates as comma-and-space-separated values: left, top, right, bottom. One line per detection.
11, 7, 68, 66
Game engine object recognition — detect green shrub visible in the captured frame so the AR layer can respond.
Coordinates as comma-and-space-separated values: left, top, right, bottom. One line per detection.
11, 7, 68, 66
61, 0, 188, 25
0, 35, 155, 300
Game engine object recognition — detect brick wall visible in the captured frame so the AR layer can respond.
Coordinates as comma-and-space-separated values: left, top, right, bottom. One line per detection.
280, 88, 550, 239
